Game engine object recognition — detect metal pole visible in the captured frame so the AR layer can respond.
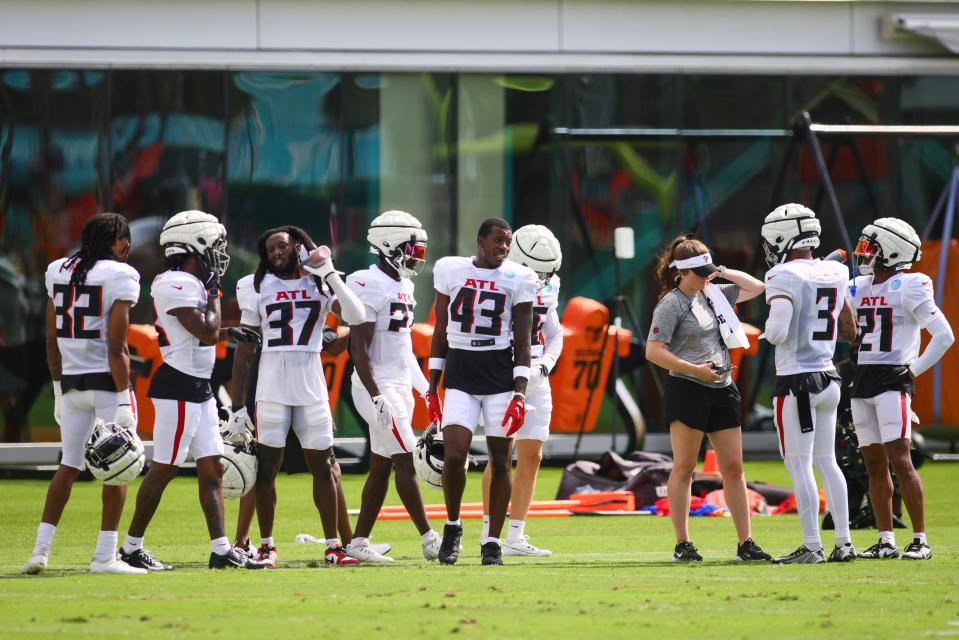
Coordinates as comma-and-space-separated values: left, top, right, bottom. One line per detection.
933, 166, 959, 424
799, 112, 854, 257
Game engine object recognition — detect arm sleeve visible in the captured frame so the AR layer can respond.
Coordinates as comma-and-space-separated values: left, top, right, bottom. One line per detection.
763, 297, 793, 346
327, 273, 366, 325
648, 295, 680, 344
912, 314, 955, 377
538, 309, 564, 372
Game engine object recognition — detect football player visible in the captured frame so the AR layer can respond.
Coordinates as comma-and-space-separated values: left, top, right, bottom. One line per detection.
22, 213, 146, 575
119, 210, 265, 570
344, 210, 443, 562
228, 225, 367, 567
849, 218, 954, 561
480, 224, 563, 557
761, 204, 858, 564
427, 218, 539, 566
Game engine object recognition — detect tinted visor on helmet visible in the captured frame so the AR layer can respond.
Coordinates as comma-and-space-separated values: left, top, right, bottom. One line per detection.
853, 236, 880, 273
402, 242, 427, 275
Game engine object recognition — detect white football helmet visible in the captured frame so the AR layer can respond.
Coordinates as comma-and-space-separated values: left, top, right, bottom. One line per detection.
160, 210, 230, 278
761, 203, 821, 268
854, 217, 922, 275
413, 424, 469, 491
85, 420, 145, 486
368, 210, 428, 278
508, 224, 562, 288
220, 434, 257, 500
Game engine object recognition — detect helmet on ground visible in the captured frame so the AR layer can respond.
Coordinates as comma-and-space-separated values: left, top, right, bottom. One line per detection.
761, 203, 821, 268
508, 224, 562, 288
160, 210, 230, 278
854, 217, 922, 275
368, 210, 428, 278
219, 411, 257, 500
413, 423, 469, 491
85, 420, 145, 485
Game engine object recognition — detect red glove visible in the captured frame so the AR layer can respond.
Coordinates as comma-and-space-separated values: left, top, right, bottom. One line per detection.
502, 394, 527, 437
426, 392, 443, 425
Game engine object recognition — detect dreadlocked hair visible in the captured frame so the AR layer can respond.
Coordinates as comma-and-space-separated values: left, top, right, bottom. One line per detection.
253, 225, 324, 294
62, 213, 130, 286
654, 233, 710, 300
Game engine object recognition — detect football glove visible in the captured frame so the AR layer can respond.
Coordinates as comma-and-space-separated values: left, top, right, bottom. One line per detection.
225, 407, 255, 444
371, 394, 397, 428
502, 394, 527, 437
321, 327, 339, 349
113, 390, 137, 431
426, 392, 443, 425
227, 326, 261, 345
301, 245, 337, 280
52, 380, 62, 427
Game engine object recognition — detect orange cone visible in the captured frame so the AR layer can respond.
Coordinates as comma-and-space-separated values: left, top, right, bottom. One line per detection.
702, 449, 719, 474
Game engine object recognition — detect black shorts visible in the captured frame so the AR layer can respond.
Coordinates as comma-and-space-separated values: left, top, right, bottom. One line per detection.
61, 372, 117, 394
148, 362, 213, 404
444, 347, 514, 395
851, 364, 915, 399
664, 376, 741, 433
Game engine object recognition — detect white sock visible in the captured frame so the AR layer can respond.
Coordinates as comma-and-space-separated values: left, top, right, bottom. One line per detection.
326, 538, 340, 549
480, 536, 501, 546
122, 535, 144, 555
32, 522, 56, 558
506, 519, 525, 542
94, 530, 119, 563
211, 537, 231, 555
783, 454, 822, 550
446, 519, 461, 527
814, 455, 850, 546
914, 532, 927, 544
349, 536, 368, 548
260, 537, 274, 548
480, 515, 490, 540
879, 530, 895, 545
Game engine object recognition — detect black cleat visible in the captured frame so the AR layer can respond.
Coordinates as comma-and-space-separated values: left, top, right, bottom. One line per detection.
673, 540, 703, 562
736, 538, 772, 562
438, 524, 463, 565
902, 539, 932, 561
859, 539, 900, 560
209, 547, 267, 570
481, 542, 503, 566
827, 543, 857, 563
120, 548, 172, 571
774, 545, 825, 564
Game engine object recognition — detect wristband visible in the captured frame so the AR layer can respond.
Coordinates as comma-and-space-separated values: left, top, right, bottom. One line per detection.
53, 380, 62, 396
115, 389, 131, 406
428, 357, 446, 371
511, 392, 526, 400
208, 287, 222, 298
513, 366, 531, 380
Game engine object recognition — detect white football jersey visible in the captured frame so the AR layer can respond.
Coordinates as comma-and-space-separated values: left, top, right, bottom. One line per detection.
152, 270, 215, 379
346, 264, 417, 386
849, 272, 941, 366
433, 256, 539, 351
46, 258, 140, 375
531, 274, 561, 363
237, 272, 336, 405
764, 259, 849, 375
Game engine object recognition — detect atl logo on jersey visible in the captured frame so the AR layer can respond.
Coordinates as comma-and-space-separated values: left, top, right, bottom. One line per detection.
273, 289, 314, 301
860, 295, 889, 307
462, 278, 499, 291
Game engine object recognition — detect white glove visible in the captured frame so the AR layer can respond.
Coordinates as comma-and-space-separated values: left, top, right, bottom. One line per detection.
52, 380, 62, 427
113, 390, 137, 430
371, 394, 396, 428
529, 363, 549, 386
225, 407, 254, 444
301, 245, 337, 279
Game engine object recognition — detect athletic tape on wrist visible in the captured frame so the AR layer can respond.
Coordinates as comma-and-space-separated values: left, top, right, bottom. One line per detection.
513, 366, 531, 380
428, 358, 446, 371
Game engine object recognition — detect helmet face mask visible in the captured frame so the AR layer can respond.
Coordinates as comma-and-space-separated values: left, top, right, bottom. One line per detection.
853, 235, 881, 275
367, 210, 428, 279
85, 420, 145, 486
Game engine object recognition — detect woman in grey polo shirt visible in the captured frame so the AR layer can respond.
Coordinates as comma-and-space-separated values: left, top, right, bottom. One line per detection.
646, 234, 770, 563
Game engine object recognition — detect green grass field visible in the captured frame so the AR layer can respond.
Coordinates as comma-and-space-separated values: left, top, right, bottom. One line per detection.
3, 461, 958, 639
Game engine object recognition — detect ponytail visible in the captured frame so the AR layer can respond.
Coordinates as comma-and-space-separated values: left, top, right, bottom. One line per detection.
654, 234, 710, 300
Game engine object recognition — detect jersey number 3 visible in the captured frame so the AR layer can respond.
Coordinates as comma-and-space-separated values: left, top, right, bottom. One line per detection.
812, 287, 838, 341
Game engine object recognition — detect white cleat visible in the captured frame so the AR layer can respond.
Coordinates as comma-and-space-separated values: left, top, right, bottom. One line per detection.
21, 554, 48, 575
371, 542, 391, 556
422, 530, 442, 561
502, 535, 552, 557
90, 556, 148, 574
346, 540, 394, 563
